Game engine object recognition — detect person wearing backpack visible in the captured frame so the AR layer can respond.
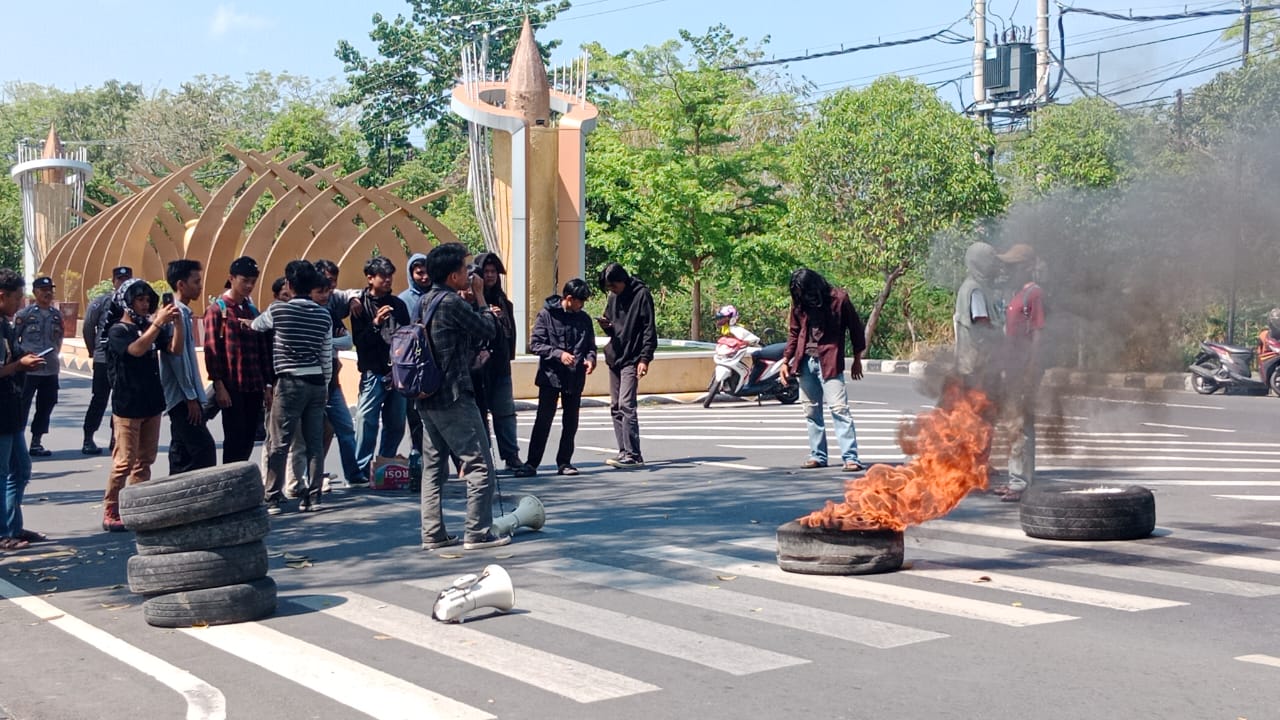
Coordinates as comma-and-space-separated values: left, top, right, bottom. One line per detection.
993, 244, 1045, 503
413, 242, 509, 551
522, 279, 596, 476
351, 256, 411, 479
80, 265, 132, 455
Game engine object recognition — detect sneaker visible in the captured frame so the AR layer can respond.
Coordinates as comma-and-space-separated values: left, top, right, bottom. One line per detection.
321, 476, 332, 494
513, 464, 537, 477
28, 444, 51, 457
101, 509, 126, 533
422, 535, 461, 551
81, 441, 102, 456
298, 495, 311, 512
346, 476, 370, 488
611, 457, 644, 470
266, 500, 283, 516
463, 533, 512, 551
557, 465, 579, 476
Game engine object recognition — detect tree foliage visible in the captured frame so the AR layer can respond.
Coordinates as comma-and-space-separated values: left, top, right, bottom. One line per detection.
1011, 97, 1153, 194
788, 76, 1005, 351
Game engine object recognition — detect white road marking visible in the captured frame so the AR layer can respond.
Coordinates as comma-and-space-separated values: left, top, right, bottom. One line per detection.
630, 546, 1076, 627
296, 592, 657, 702
525, 557, 946, 648
404, 581, 807, 676
0, 578, 226, 720
1041, 470, 1280, 476
1236, 654, 1280, 669
1041, 446, 1280, 456
1149, 526, 1280, 552
1141, 422, 1234, 433
903, 562, 1186, 612
1038, 432, 1186, 437
1215, 495, 1280, 501
1038, 454, 1280, 464
899, 536, 1280, 598
1065, 395, 1222, 410
182, 621, 493, 720
929, 520, 1280, 577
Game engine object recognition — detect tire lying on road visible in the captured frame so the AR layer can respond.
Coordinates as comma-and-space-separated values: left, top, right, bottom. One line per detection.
143, 577, 277, 628
776, 520, 904, 575
127, 541, 269, 596
133, 506, 270, 556
120, 462, 264, 532
1019, 483, 1156, 541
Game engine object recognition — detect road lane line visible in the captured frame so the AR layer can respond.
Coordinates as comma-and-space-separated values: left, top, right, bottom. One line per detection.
1237, 654, 1280, 669
904, 562, 1186, 611
1215, 495, 1280, 501
929, 520, 1280, 576
296, 592, 657, 702
1149, 526, 1280, 552
1040, 468, 1280, 475
525, 558, 946, 649
630, 546, 1076, 627
1141, 422, 1234, 433
1037, 454, 1280, 464
181, 621, 493, 720
0, 578, 226, 720
404, 581, 807, 676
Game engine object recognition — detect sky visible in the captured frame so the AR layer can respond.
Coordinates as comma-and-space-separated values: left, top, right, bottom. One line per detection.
0, 0, 1257, 135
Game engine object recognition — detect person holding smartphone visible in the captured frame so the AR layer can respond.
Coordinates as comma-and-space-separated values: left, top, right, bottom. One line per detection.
159, 261, 216, 475
0, 270, 48, 549
14, 276, 63, 457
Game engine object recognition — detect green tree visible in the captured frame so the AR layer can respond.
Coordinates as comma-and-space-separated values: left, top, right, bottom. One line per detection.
1012, 97, 1154, 195
1221, 9, 1280, 55
586, 26, 796, 339
788, 77, 1005, 351
262, 103, 361, 173
335, 0, 570, 180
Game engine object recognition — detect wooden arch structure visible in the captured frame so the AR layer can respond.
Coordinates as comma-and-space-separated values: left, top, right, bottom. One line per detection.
40, 145, 459, 312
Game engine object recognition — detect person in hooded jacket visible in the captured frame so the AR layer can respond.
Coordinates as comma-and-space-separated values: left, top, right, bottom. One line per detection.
954, 241, 1005, 391
523, 279, 596, 476
474, 252, 526, 475
400, 252, 430, 488
597, 263, 657, 469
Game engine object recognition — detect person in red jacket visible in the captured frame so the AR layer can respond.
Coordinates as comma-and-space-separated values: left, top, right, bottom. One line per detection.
778, 268, 867, 472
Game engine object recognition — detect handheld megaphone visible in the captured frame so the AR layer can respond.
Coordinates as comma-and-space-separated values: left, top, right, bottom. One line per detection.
432, 564, 514, 623
491, 495, 545, 537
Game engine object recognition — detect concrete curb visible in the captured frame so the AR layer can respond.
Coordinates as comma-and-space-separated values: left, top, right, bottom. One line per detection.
861, 359, 1192, 391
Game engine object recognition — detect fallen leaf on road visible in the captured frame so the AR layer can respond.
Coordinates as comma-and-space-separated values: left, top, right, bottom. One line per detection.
39, 550, 75, 558
6, 567, 21, 574
750, 519, 760, 524
285, 559, 312, 569
37, 575, 57, 583
44, 587, 57, 593
495, 554, 513, 559
109, 584, 124, 590
283, 552, 309, 561
191, 621, 209, 629
1012, 601, 1023, 607
900, 561, 914, 570
373, 634, 392, 640
439, 553, 463, 559
267, 551, 284, 559
716, 575, 737, 581
974, 576, 992, 583
99, 603, 130, 610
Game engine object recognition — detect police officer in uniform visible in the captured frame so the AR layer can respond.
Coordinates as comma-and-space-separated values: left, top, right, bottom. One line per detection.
15, 276, 63, 456
81, 266, 132, 455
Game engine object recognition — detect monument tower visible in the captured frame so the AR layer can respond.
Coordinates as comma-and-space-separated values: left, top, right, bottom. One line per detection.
10, 125, 92, 291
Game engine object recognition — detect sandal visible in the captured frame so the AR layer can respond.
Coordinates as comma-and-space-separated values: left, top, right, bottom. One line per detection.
0, 538, 30, 550
842, 461, 867, 472
15, 529, 48, 543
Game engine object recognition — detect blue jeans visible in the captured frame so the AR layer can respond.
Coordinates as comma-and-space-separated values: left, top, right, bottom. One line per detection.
356, 371, 407, 472
0, 432, 31, 537
797, 355, 860, 465
326, 383, 363, 481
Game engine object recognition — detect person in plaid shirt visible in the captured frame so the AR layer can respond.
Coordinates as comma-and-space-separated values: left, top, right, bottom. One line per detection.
204, 256, 273, 463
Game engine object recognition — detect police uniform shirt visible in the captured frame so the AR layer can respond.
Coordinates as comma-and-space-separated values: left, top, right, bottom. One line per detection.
15, 304, 63, 377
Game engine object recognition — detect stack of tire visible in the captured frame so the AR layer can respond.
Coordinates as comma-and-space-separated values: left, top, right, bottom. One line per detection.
119, 462, 277, 628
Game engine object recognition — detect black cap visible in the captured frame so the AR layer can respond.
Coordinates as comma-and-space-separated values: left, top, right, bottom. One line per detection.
112, 266, 133, 280
229, 256, 260, 278
32, 276, 54, 290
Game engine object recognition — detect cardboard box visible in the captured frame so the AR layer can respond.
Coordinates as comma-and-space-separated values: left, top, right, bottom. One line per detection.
372, 463, 412, 491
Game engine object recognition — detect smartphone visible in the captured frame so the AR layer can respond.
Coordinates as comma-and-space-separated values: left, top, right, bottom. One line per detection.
36, 348, 54, 358
161, 292, 174, 306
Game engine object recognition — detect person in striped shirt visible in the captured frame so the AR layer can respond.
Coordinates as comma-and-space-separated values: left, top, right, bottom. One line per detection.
253, 261, 333, 514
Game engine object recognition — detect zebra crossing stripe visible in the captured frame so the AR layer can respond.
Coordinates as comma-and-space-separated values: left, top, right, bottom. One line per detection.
904, 562, 1186, 611
295, 593, 657, 703
907, 536, 1280, 598
630, 546, 1077, 627
405, 581, 808, 676
930, 520, 1280, 577
1236, 654, 1280, 668
181, 621, 494, 720
1151, 526, 1280, 552
524, 558, 947, 649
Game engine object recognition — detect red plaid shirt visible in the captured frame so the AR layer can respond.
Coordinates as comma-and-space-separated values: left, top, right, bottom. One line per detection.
203, 293, 271, 393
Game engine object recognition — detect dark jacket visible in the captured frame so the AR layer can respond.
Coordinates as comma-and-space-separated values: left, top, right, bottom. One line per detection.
351, 290, 410, 374
529, 295, 596, 394
602, 277, 657, 368
475, 252, 517, 377
398, 252, 430, 319
83, 292, 112, 363
783, 287, 865, 380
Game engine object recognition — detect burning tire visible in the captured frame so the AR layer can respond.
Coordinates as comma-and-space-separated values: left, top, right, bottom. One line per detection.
775, 520, 903, 575
1019, 483, 1155, 541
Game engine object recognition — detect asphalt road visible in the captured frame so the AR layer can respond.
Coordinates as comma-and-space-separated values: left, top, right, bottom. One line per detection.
1, 370, 1278, 720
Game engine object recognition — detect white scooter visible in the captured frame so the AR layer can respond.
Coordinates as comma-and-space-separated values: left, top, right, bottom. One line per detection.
703, 337, 799, 408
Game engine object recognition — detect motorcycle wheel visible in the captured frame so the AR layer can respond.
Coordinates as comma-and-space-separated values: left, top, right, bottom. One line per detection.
1190, 362, 1220, 395
703, 378, 719, 408
777, 383, 800, 405
1270, 367, 1280, 398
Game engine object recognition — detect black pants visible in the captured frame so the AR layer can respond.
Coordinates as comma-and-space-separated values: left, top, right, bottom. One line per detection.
168, 402, 217, 475
525, 385, 582, 470
608, 364, 641, 461
220, 390, 264, 463
407, 399, 423, 453
22, 374, 58, 437
82, 361, 111, 438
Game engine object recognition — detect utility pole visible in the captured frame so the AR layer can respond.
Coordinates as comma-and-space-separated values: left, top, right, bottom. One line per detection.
973, 0, 987, 113
1242, 0, 1254, 66
1036, 0, 1050, 101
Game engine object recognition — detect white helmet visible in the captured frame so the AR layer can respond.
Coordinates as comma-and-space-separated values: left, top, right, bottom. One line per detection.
714, 304, 739, 325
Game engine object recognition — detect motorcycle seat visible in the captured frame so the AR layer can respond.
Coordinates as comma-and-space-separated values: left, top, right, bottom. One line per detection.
1211, 342, 1254, 354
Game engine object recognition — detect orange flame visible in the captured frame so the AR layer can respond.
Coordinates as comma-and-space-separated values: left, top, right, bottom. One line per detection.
798, 382, 994, 532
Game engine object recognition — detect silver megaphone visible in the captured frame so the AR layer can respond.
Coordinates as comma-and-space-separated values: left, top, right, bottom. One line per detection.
491, 494, 545, 537
432, 564, 514, 623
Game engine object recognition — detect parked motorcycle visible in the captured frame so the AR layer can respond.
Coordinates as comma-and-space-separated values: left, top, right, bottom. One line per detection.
703, 336, 799, 407
1188, 329, 1280, 396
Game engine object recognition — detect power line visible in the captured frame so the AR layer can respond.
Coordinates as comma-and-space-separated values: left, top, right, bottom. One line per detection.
1061, 3, 1280, 21
720, 15, 972, 71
